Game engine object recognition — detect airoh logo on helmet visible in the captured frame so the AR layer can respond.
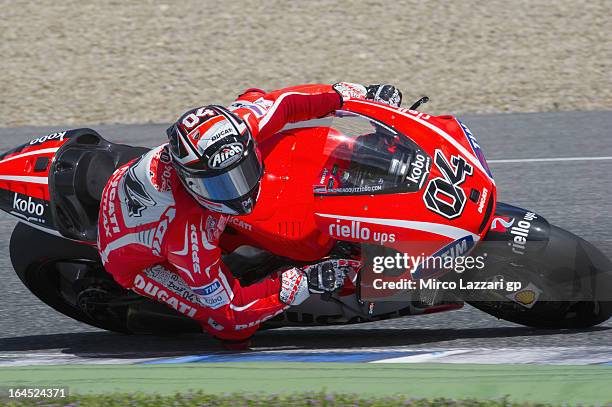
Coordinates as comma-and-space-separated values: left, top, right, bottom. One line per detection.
208, 143, 244, 169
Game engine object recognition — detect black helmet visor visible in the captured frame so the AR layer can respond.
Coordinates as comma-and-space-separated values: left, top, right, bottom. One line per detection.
177, 149, 262, 201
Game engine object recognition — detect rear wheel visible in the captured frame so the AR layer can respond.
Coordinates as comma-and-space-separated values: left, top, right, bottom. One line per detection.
11, 222, 201, 334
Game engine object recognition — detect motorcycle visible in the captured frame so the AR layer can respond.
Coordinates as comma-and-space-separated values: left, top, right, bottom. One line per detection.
1, 98, 611, 334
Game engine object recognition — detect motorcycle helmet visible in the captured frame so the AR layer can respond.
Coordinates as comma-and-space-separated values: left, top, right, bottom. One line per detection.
166, 105, 263, 215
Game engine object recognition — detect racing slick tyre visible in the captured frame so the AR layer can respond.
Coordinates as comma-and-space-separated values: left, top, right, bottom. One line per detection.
11, 222, 203, 335
464, 224, 612, 329
10, 222, 134, 333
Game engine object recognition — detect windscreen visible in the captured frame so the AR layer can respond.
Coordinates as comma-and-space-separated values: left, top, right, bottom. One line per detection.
313, 111, 431, 196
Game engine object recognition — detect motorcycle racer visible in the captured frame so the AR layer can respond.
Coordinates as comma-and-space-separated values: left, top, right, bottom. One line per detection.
97, 82, 402, 346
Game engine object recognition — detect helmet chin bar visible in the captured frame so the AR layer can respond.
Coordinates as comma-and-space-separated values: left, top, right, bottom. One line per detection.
176, 176, 238, 215
194, 194, 239, 215
181, 176, 261, 216
221, 182, 261, 216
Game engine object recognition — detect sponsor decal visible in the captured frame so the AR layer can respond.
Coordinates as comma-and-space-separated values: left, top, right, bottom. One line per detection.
328, 219, 396, 244
207, 317, 224, 331
508, 211, 538, 255
150, 148, 173, 192
151, 208, 176, 257
490, 216, 514, 233
316, 184, 384, 195
204, 215, 223, 242
241, 196, 253, 212
424, 149, 473, 219
197, 280, 221, 296
405, 152, 431, 189
181, 107, 216, 130
477, 188, 488, 213
123, 159, 157, 217
102, 174, 123, 237
196, 121, 237, 151
209, 126, 234, 143
159, 148, 172, 164
506, 282, 542, 308
133, 273, 197, 318
143, 265, 202, 303
254, 97, 273, 110
332, 82, 367, 101
190, 224, 201, 274
433, 235, 476, 259
0, 131, 73, 162
397, 108, 431, 121
229, 101, 267, 118
159, 162, 173, 192
413, 235, 476, 279
193, 279, 230, 309
229, 217, 252, 231
457, 119, 493, 178
13, 193, 44, 217
280, 268, 307, 305
208, 143, 243, 169
318, 168, 329, 185
10, 192, 48, 224
29, 131, 67, 146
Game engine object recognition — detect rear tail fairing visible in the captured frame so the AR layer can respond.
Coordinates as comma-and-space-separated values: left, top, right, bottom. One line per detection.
48, 130, 149, 242
0, 128, 149, 241
0, 129, 79, 234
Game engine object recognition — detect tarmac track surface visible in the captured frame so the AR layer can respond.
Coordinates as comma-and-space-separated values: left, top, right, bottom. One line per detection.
0, 111, 611, 364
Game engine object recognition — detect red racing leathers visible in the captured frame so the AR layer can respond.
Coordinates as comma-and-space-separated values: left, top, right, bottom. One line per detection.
97, 84, 346, 341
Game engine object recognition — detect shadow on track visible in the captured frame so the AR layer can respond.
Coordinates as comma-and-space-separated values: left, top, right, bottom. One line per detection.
0, 326, 608, 359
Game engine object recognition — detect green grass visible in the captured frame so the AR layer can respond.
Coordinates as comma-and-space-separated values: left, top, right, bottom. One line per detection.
0, 363, 611, 404
2, 392, 606, 407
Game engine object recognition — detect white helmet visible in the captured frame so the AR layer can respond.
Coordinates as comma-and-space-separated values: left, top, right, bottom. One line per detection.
166, 105, 263, 215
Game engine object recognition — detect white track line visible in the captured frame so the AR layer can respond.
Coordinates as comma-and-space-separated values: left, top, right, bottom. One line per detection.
489, 156, 612, 164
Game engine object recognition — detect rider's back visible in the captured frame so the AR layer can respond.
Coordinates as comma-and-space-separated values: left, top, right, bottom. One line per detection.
98, 144, 227, 289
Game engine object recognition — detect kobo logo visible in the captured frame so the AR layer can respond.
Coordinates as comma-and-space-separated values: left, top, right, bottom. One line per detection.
13, 193, 45, 216
29, 131, 67, 146
406, 152, 431, 189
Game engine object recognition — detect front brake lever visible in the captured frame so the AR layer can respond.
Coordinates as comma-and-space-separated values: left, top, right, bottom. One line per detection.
409, 96, 429, 111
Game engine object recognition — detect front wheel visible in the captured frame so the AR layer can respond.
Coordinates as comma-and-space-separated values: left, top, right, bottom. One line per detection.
462, 204, 612, 329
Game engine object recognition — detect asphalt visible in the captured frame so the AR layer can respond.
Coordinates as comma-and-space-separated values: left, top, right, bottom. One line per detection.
0, 111, 611, 362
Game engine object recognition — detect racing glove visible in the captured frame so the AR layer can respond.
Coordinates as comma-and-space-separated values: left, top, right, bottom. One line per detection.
366, 84, 402, 107
333, 82, 402, 108
332, 82, 368, 102
279, 260, 347, 306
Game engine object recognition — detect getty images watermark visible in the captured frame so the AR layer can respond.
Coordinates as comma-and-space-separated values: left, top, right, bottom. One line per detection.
369, 252, 523, 292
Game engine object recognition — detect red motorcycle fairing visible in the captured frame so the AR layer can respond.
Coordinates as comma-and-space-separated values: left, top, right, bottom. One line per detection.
220, 100, 496, 293
0, 129, 74, 234
0, 128, 148, 241
220, 127, 335, 261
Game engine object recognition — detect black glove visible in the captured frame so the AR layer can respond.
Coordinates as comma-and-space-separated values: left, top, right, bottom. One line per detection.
303, 259, 347, 293
366, 84, 402, 108
280, 259, 358, 305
